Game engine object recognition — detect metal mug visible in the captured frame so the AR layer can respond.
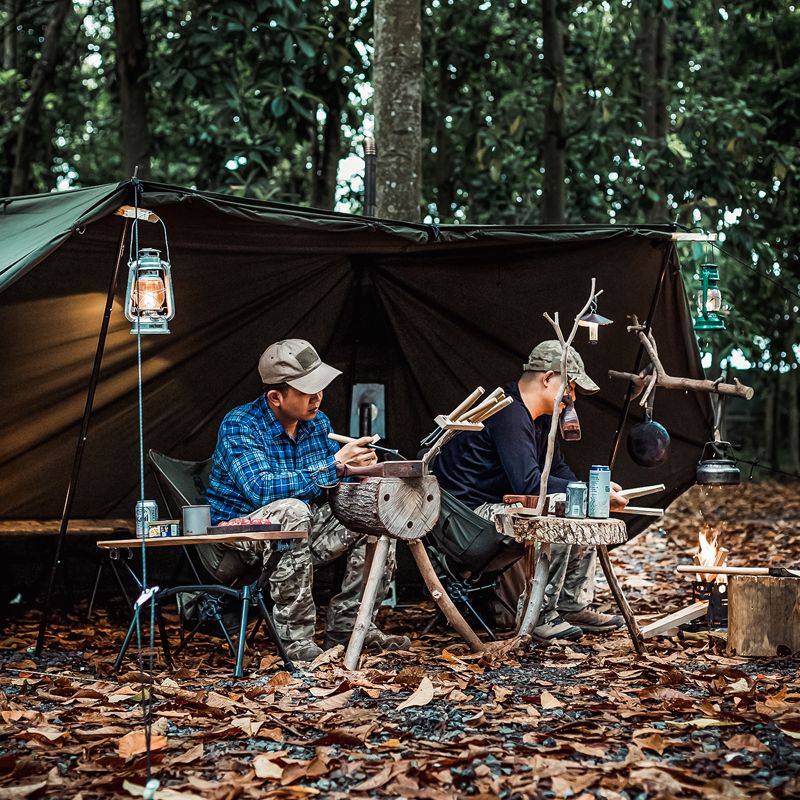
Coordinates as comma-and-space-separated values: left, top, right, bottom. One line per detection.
182, 504, 211, 535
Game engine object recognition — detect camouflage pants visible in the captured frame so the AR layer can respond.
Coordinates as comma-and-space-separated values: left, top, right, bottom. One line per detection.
473, 502, 596, 625
200, 499, 397, 648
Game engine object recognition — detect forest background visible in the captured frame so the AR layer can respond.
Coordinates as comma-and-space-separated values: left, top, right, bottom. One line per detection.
1, 0, 798, 471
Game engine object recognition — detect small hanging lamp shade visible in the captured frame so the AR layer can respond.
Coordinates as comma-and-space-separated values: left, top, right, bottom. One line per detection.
578, 302, 613, 344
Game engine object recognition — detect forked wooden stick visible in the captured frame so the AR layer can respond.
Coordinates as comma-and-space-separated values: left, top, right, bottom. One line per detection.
609, 316, 754, 402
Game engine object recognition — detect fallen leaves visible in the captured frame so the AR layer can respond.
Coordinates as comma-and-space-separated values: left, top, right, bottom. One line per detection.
118, 731, 167, 760
396, 676, 434, 710
1, 481, 799, 798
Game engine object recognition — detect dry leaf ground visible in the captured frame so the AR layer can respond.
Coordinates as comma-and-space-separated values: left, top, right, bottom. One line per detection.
1, 481, 799, 799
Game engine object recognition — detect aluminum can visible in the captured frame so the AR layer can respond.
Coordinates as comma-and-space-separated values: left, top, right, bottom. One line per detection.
135, 500, 159, 538
588, 466, 611, 519
565, 481, 588, 518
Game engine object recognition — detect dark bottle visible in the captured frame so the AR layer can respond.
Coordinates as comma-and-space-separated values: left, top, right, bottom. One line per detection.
559, 397, 581, 441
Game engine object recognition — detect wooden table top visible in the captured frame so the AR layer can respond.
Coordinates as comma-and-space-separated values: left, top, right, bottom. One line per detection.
97, 531, 307, 549
494, 513, 627, 545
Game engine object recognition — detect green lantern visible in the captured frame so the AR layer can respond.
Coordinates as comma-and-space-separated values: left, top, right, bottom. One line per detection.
694, 262, 725, 332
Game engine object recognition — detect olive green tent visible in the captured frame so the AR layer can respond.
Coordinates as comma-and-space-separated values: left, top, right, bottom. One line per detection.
0, 180, 711, 531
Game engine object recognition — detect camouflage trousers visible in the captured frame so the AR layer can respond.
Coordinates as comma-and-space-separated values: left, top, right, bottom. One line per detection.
473, 502, 596, 625
200, 499, 397, 649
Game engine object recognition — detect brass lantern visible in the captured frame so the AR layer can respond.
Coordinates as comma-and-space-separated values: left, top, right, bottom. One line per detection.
124, 248, 175, 334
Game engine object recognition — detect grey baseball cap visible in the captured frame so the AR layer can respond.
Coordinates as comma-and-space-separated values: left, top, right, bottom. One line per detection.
523, 339, 600, 394
258, 339, 341, 394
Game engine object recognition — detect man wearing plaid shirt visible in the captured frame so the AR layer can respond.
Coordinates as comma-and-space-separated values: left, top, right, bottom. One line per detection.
204, 339, 410, 663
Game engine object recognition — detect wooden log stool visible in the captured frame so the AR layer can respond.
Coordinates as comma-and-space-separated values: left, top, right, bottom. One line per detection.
329, 475, 484, 668
494, 512, 644, 654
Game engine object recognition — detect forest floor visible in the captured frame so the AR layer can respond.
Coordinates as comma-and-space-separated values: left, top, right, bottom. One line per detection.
1, 481, 799, 800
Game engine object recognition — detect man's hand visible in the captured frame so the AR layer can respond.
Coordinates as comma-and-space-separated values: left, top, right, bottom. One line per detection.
610, 481, 629, 512
334, 435, 379, 475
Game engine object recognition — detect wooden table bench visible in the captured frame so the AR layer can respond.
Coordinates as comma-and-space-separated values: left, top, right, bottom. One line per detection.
98, 530, 307, 677
494, 512, 644, 653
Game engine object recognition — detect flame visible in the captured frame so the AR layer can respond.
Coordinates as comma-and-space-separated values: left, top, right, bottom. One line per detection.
696, 525, 728, 583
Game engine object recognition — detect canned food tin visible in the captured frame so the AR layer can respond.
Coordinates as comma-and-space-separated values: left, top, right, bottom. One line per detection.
135, 500, 159, 538
565, 481, 588, 518
588, 465, 611, 519
148, 520, 180, 538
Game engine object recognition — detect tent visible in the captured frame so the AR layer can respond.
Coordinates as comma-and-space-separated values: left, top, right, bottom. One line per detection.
0, 180, 712, 534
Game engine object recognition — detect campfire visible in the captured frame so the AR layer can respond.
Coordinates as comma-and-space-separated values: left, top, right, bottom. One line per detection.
690, 525, 729, 627
695, 525, 729, 582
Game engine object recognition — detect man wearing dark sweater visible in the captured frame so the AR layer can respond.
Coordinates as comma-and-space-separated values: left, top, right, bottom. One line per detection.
434, 340, 628, 641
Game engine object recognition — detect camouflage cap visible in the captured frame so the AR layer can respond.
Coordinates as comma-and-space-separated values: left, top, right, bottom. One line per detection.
523, 339, 600, 394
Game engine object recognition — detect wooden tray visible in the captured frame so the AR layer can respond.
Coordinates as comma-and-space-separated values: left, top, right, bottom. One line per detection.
206, 523, 281, 534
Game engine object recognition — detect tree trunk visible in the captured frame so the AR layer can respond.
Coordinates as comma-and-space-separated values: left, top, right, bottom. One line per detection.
541, 0, 565, 223
373, 0, 422, 221
310, 103, 342, 210
3, 0, 18, 70
9, 0, 71, 196
113, 0, 151, 178
637, 0, 671, 221
789, 367, 800, 475
763, 373, 775, 470
771, 370, 782, 472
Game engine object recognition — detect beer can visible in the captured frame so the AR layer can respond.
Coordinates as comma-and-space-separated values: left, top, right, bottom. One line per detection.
566, 481, 587, 518
588, 466, 611, 519
135, 500, 159, 538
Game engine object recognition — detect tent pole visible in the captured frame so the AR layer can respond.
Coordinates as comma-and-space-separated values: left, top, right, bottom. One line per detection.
607, 240, 676, 470
35, 218, 131, 656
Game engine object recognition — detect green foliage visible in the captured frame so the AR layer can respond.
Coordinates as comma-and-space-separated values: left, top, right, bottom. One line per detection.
1, 0, 797, 366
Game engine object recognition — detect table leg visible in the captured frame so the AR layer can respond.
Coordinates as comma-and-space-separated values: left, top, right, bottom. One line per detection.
516, 542, 552, 642
344, 535, 390, 670
234, 584, 251, 678
408, 540, 485, 653
113, 610, 140, 672
597, 544, 644, 655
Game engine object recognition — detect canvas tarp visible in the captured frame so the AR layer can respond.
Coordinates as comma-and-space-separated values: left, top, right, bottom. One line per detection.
0, 180, 712, 534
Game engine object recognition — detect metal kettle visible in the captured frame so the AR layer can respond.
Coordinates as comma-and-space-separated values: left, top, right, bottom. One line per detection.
696, 440, 740, 485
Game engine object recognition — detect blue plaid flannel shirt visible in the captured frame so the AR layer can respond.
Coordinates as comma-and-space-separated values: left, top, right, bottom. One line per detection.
207, 393, 340, 524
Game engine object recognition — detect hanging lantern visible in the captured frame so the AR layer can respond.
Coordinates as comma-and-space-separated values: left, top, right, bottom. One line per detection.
124, 247, 175, 334
694, 262, 725, 332
578, 299, 613, 344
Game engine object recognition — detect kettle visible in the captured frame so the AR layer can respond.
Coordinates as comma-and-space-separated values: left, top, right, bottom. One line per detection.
696, 440, 740, 485
627, 409, 671, 468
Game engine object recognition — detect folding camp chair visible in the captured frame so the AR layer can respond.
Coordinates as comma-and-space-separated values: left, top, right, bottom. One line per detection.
424, 490, 525, 639
102, 450, 297, 675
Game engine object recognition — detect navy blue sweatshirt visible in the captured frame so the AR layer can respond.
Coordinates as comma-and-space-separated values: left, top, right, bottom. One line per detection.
433, 381, 576, 508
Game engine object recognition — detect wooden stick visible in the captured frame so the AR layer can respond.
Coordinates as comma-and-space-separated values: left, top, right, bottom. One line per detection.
459, 388, 505, 421
618, 484, 665, 500
448, 386, 485, 421
615, 506, 664, 517
515, 542, 552, 643
470, 395, 514, 423
640, 601, 708, 638
408, 540, 485, 653
537, 279, 599, 516
344, 535, 391, 670
677, 565, 800, 577
597, 545, 644, 653
608, 316, 754, 401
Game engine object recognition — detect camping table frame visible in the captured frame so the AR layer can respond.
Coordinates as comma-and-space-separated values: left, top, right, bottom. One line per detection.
494, 513, 644, 654
98, 531, 307, 677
